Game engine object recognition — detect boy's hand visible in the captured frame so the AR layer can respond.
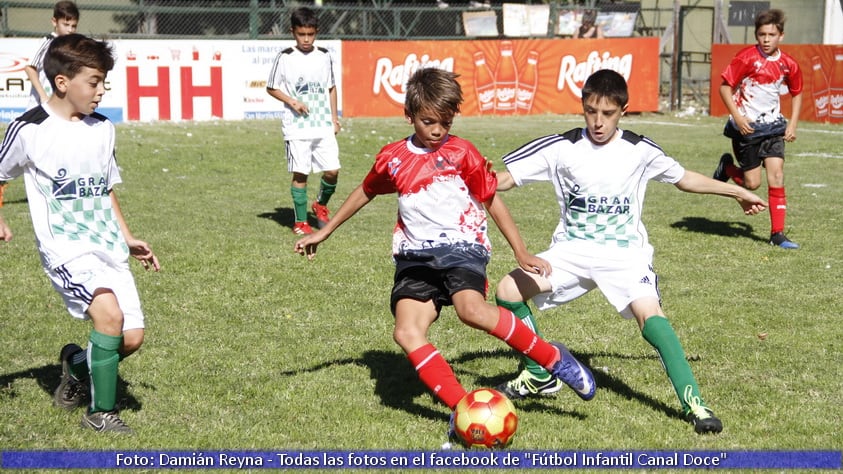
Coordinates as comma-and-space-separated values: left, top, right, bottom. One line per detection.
516, 253, 552, 277
127, 238, 160, 271
734, 115, 754, 135
784, 123, 797, 142
736, 190, 768, 215
295, 233, 325, 260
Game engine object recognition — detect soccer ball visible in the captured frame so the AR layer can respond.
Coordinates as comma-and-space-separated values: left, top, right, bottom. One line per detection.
453, 388, 518, 448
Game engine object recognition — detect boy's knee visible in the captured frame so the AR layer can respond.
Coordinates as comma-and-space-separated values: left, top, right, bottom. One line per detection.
496, 275, 520, 302
121, 329, 144, 356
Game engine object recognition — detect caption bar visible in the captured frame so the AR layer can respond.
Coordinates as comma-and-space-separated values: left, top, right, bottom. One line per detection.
2, 450, 841, 469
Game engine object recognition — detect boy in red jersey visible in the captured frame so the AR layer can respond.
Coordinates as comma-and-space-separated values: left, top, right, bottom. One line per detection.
294, 67, 596, 437
713, 9, 802, 249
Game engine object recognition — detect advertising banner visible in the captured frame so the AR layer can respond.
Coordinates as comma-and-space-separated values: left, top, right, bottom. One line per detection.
341, 37, 660, 117
0, 38, 342, 123
710, 44, 843, 123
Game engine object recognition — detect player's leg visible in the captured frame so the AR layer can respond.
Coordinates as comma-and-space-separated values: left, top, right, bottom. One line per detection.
286, 140, 313, 235
630, 300, 722, 434
311, 137, 340, 229
450, 280, 594, 401
494, 269, 561, 399
763, 150, 798, 248
391, 268, 468, 410
82, 289, 133, 434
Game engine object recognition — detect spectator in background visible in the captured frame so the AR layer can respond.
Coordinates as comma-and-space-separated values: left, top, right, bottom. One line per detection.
25, 1, 79, 109
3, 1, 80, 208
574, 9, 604, 39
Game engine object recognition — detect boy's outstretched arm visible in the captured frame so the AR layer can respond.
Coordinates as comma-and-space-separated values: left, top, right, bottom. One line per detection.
674, 170, 768, 215
484, 193, 550, 276
110, 192, 160, 271
294, 184, 374, 261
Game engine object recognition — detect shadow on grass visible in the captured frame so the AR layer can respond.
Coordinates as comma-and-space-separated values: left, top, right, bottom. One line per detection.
258, 207, 319, 231
276, 347, 683, 423
0, 364, 143, 412
671, 216, 767, 243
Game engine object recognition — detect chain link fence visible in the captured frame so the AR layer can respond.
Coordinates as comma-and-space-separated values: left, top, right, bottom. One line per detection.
2, 1, 670, 40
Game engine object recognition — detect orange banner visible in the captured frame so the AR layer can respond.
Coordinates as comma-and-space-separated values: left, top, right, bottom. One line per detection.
342, 38, 660, 117
710, 44, 843, 123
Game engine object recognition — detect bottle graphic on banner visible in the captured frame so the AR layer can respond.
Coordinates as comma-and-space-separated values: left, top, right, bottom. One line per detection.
494, 41, 518, 115
811, 56, 830, 121
829, 48, 843, 122
516, 51, 539, 114
473, 51, 496, 114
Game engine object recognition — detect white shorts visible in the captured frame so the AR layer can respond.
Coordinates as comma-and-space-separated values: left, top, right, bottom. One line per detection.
46, 253, 145, 331
285, 136, 340, 175
532, 240, 660, 319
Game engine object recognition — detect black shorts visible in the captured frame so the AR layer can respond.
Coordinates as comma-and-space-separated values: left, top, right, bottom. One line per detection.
724, 118, 786, 171
390, 266, 488, 316
731, 135, 785, 172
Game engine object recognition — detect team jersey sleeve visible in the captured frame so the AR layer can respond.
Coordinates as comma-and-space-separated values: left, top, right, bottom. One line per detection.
647, 150, 685, 184
0, 120, 30, 180
502, 134, 561, 186
461, 140, 497, 203
784, 54, 803, 96
266, 51, 288, 92
720, 50, 750, 88
361, 148, 397, 196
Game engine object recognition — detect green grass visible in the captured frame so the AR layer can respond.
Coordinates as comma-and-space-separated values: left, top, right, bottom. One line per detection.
0, 114, 841, 465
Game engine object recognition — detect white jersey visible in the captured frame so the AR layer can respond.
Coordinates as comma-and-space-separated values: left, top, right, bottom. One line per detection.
266, 46, 336, 140
27, 33, 56, 109
0, 104, 127, 269
502, 128, 685, 251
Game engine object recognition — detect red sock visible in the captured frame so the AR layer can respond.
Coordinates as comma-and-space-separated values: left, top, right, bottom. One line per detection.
407, 344, 466, 410
726, 163, 744, 186
489, 307, 560, 369
768, 186, 787, 234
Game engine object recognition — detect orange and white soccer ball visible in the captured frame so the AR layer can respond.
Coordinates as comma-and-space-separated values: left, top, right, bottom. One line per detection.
453, 388, 518, 448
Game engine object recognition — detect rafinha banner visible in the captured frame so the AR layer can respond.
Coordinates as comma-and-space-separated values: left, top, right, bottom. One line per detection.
341, 37, 660, 117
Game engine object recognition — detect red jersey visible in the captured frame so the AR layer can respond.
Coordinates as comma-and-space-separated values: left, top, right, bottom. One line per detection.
362, 134, 497, 257
721, 45, 803, 124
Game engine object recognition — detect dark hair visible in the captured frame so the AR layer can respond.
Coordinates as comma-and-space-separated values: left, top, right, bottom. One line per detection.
44, 33, 114, 89
404, 68, 462, 118
755, 9, 785, 34
581, 69, 628, 108
53, 1, 79, 21
291, 7, 318, 29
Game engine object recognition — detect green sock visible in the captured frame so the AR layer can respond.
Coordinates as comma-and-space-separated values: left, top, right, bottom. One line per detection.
89, 330, 122, 413
316, 178, 337, 206
291, 186, 308, 222
69, 349, 89, 381
496, 296, 551, 380
641, 316, 704, 413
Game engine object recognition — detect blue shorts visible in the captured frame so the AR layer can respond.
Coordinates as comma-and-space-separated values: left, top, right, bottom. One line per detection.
390, 250, 489, 316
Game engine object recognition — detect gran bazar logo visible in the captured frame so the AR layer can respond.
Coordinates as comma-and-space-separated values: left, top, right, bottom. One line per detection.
372, 53, 455, 105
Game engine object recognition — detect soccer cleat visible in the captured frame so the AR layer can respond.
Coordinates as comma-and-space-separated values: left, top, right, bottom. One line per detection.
292, 221, 313, 235
81, 410, 134, 434
495, 369, 565, 400
54, 343, 88, 410
685, 406, 723, 434
712, 153, 733, 182
770, 232, 799, 249
311, 202, 331, 229
549, 342, 596, 401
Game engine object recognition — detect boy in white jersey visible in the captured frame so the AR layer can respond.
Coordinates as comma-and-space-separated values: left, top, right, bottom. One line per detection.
493, 69, 767, 434
0, 34, 159, 434
294, 68, 596, 439
0, 1, 79, 208
712, 9, 802, 249
267, 7, 341, 235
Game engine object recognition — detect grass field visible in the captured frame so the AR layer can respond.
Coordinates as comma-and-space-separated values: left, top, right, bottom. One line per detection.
0, 113, 841, 466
